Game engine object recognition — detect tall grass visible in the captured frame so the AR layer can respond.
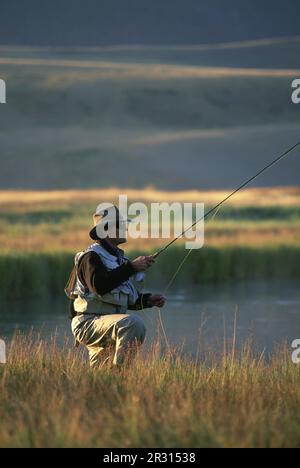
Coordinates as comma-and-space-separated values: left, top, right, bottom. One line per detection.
1, 245, 300, 300
146, 245, 300, 285
0, 333, 299, 448
0, 252, 72, 299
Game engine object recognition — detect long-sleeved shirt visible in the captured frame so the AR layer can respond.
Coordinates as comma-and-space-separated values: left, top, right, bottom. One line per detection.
69, 249, 153, 317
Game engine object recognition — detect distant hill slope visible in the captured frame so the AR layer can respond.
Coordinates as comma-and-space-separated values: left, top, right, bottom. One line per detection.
0, 0, 300, 46
0, 40, 300, 190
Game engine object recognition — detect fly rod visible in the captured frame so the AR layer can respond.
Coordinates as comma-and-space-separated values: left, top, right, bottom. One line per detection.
154, 141, 300, 258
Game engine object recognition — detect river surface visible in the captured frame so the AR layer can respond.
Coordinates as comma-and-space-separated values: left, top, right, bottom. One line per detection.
1, 279, 299, 358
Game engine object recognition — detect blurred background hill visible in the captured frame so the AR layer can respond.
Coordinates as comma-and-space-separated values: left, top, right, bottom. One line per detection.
0, 1, 299, 190
0, 38, 300, 190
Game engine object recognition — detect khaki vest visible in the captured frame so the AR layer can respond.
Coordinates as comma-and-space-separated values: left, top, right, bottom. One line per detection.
73, 243, 143, 315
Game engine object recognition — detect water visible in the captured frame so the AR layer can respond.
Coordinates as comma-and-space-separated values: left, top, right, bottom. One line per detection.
1, 279, 299, 357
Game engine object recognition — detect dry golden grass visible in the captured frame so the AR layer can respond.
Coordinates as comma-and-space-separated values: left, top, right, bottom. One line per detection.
1, 186, 300, 208
0, 226, 300, 254
1, 56, 299, 80
0, 187, 299, 253
0, 333, 299, 448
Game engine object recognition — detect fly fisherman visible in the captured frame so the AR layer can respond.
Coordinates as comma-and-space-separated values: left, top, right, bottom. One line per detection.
65, 205, 166, 368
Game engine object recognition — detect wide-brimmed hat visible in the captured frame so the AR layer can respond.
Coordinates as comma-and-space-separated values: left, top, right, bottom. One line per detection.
89, 205, 131, 240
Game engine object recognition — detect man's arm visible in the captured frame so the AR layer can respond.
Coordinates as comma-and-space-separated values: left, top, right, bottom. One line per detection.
77, 251, 136, 296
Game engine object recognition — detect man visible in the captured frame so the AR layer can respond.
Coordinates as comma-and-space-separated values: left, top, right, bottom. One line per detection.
66, 204, 166, 368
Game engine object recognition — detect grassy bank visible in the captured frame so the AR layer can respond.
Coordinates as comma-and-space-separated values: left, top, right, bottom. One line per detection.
0, 188, 299, 299
0, 334, 299, 448
1, 245, 300, 300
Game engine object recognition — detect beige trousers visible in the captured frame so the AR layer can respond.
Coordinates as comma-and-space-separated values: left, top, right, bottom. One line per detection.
71, 313, 146, 368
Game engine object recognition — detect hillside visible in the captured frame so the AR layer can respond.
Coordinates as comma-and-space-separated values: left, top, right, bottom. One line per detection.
0, 38, 300, 190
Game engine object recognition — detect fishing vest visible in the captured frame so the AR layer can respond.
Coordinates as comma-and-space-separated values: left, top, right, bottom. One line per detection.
72, 243, 143, 315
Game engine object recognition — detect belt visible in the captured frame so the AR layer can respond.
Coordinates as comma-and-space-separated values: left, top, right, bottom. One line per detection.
73, 296, 128, 315
75, 304, 127, 317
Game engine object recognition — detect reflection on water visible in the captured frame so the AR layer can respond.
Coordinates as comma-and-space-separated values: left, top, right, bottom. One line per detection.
0, 279, 299, 357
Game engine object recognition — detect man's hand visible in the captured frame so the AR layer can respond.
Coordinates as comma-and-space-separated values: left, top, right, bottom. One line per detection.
147, 294, 166, 308
131, 255, 156, 272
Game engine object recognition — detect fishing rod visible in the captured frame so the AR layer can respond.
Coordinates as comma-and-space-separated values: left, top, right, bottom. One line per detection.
154, 141, 300, 258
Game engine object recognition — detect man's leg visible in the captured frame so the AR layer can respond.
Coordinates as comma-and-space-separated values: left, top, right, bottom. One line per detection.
112, 314, 146, 366
80, 314, 146, 368
87, 343, 113, 368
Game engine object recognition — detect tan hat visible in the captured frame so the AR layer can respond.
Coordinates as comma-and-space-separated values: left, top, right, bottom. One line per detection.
89, 205, 131, 240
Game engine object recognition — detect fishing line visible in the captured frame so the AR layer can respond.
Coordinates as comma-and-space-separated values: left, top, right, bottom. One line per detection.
162, 204, 223, 295
155, 206, 222, 350
139, 277, 172, 351
156, 307, 171, 350
152, 141, 300, 347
